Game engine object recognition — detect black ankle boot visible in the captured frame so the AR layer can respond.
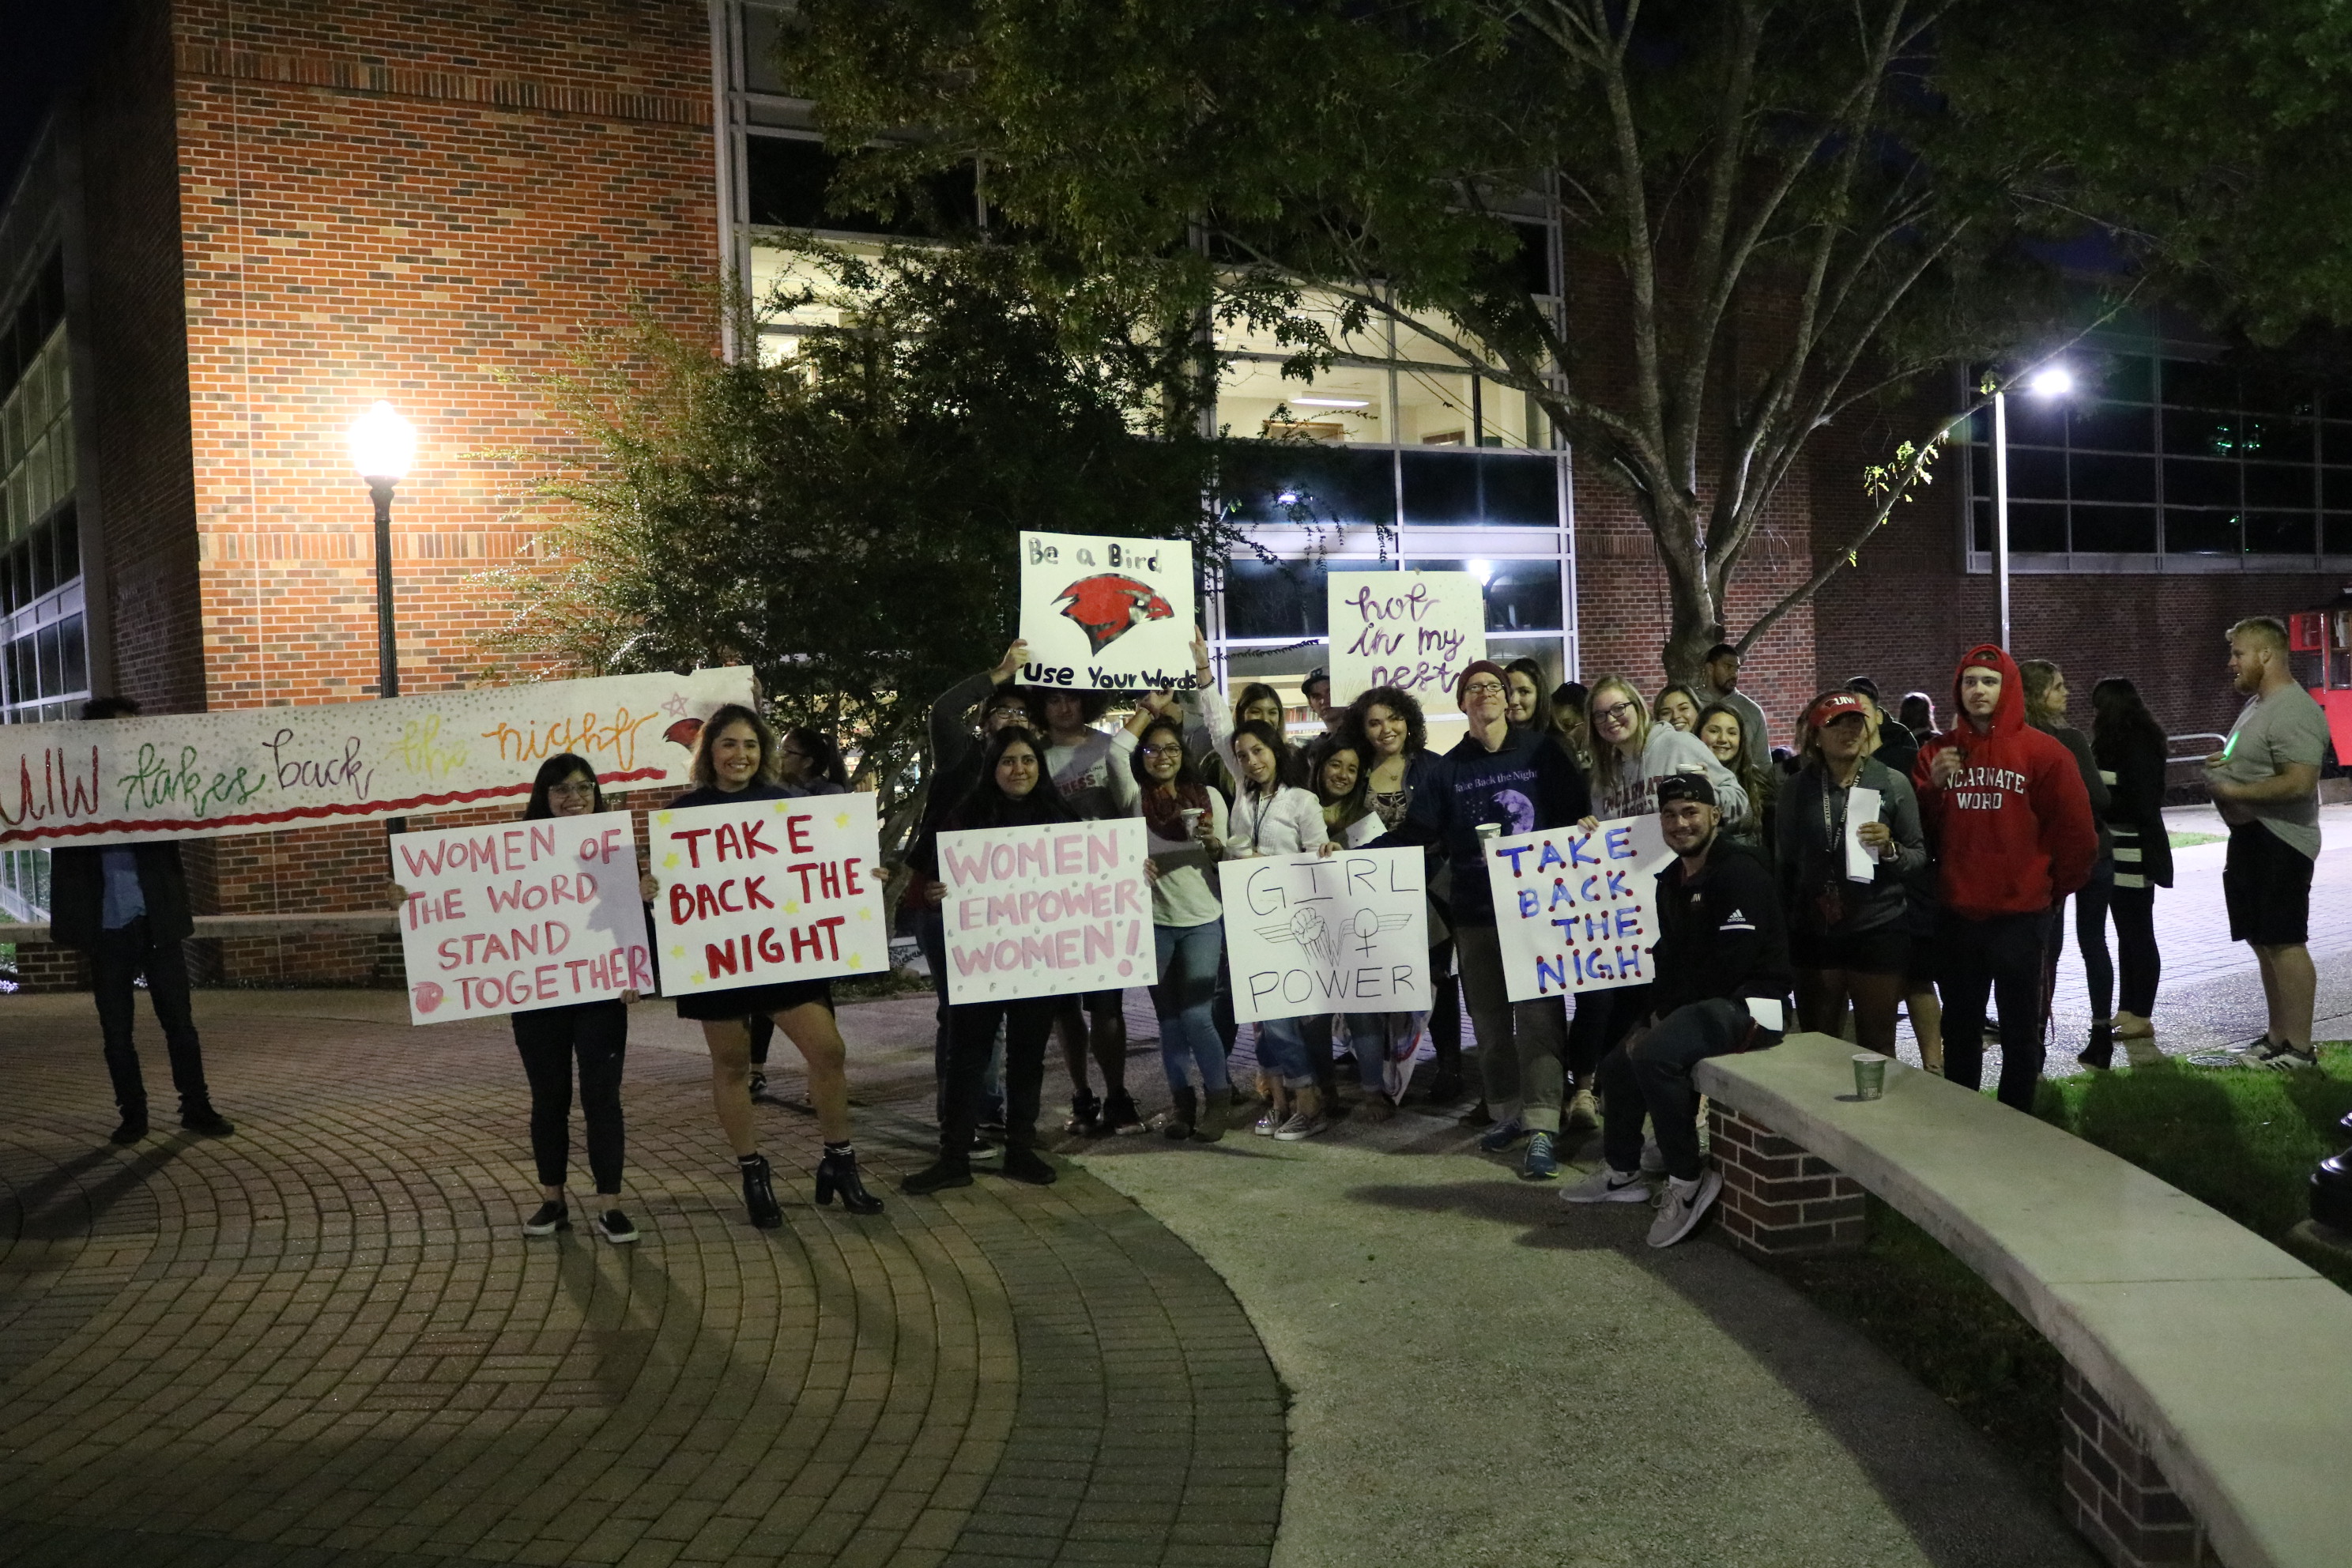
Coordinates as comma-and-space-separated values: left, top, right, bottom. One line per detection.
1164, 1087, 1198, 1140
816, 1146, 884, 1214
901, 1157, 974, 1196
2077, 1023, 2116, 1072
741, 1155, 784, 1228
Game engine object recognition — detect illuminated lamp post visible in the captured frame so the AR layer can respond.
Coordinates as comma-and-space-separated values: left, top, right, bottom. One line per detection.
348, 401, 416, 701
1992, 363, 2075, 650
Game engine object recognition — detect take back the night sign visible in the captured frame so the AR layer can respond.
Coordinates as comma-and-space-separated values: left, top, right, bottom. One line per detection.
1486, 814, 1673, 1001
1016, 531, 1200, 692
652, 793, 886, 995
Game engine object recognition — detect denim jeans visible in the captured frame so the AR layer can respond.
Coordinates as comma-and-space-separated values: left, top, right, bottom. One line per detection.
1344, 1012, 1423, 1090
511, 1000, 628, 1193
1597, 997, 1779, 1182
1253, 1016, 1314, 1087
1153, 920, 1231, 1095
88, 918, 210, 1117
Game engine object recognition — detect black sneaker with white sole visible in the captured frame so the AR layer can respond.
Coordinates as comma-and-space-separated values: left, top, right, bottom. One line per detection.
524, 1200, 570, 1235
596, 1208, 639, 1244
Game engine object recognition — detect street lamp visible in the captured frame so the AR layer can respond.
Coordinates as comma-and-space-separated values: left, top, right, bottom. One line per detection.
1991, 364, 2075, 650
348, 401, 416, 700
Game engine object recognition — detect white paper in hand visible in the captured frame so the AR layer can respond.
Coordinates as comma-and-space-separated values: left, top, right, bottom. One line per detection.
1844, 786, 1882, 884
1745, 997, 1785, 1032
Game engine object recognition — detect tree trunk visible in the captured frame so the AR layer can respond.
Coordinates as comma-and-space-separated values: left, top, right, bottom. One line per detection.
1642, 493, 1728, 687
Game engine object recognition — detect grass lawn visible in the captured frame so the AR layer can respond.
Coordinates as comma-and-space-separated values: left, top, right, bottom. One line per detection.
2166, 829, 2225, 847
1752, 1044, 2352, 1506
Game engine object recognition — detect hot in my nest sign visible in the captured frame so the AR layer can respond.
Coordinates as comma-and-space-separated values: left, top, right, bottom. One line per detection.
1016, 530, 1199, 691
652, 793, 886, 992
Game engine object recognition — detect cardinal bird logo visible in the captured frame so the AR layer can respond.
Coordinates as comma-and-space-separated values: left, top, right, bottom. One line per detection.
663, 717, 705, 750
1055, 574, 1174, 654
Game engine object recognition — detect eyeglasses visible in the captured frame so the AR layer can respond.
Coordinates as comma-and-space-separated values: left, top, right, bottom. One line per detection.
1596, 699, 1638, 724
548, 781, 597, 799
1462, 680, 1506, 698
1140, 744, 1185, 757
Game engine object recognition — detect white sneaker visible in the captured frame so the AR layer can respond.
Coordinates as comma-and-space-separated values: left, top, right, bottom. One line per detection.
1647, 1169, 1723, 1248
1253, 1111, 1280, 1136
1638, 1136, 1667, 1175
2241, 1038, 2318, 1071
1273, 1110, 1327, 1142
1565, 1088, 1599, 1133
1561, 1166, 1651, 1205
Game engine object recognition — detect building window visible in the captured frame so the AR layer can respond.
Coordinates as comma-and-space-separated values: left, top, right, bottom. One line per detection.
1964, 350, 2350, 571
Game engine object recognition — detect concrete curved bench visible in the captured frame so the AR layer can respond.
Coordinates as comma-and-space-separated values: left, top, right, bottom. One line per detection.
1694, 1032, 2352, 1568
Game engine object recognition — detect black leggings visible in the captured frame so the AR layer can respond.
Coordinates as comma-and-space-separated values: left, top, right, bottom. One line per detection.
512, 1001, 628, 1193
2111, 884, 2161, 1017
2074, 859, 2116, 1021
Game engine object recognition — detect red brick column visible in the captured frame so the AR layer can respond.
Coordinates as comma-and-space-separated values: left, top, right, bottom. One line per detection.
2061, 1366, 2212, 1567
1706, 1103, 1867, 1256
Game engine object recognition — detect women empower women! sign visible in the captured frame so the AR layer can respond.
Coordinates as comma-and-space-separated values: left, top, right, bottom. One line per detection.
938, 820, 1154, 1002
0, 668, 754, 848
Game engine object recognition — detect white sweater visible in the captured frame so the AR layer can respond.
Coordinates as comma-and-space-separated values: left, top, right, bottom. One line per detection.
1198, 680, 1332, 859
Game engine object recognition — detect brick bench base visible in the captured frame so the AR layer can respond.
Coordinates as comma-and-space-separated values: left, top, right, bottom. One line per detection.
2063, 1366, 2214, 1567
1707, 1103, 1867, 1257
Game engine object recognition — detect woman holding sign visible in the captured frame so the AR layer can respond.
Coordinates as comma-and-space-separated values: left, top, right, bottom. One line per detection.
1127, 709, 1234, 1141
903, 726, 1076, 1192
662, 705, 883, 1224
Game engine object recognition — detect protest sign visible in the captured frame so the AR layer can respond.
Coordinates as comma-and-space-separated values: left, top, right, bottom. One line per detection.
391, 810, 654, 1025
1016, 531, 1200, 692
1487, 814, 1674, 1001
0, 668, 756, 849
940, 818, 1153, 1002
1222, 847, 1430, 1023
1326, 570, 1485, 706
650, 793, 886, 996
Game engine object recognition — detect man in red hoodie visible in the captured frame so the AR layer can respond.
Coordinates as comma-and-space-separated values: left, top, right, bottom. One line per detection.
1913, 645, 2099, 1110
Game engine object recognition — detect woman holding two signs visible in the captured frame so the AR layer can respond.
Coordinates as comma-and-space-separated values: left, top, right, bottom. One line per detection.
659, 706, 884, 1225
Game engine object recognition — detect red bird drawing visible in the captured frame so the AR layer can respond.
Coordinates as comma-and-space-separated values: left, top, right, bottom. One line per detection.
664, 717, 705, 749
1054, 574, 1174, 654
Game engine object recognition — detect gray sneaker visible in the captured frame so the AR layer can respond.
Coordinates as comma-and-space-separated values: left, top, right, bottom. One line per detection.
2241, 1038, 2319, 1071
1647, 1169, 1724, 1248
1272, 1110, 1327, 1142
1561, 1166, 1651, 1204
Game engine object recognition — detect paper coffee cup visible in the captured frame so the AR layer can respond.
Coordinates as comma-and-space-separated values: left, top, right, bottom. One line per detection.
1851, 1052, 1887, 1101
1474, 823, 1502, 842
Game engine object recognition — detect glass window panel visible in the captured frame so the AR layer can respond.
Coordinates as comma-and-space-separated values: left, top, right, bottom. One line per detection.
2163, 458, 2238, 507
2162, 409, 2246, 458
1220, 442, 1396, 528
1214, 288, 1389, 362
1971, 499, 1992, 552
1396, 367, 1476, 446
1218, 356, 1389, 445
2239, 417, 2313, 464
2324, 424, 2352, 466
2244, 462, 2314, 509
1221, 559, 1394, 639
2162, 360, 2237, 409
33, 623, 58, 696
2324, 469, 2352, 511
741, 134, 974, 237
746, 236, 887, 334
2093, 354, 2155, 403
2007, 447, 2068, 500
2070, 505, 2158, 553
1474, 378, 1538, 449
2245, 510, 2316, 555
2164, 509, 2241, 554
58, 614, 84, 695
2069, 453, 2155, 504
2004, 397, 2068, 446
28, 518, 55, 597
2325, 514, 2352, 555
2007, 502, 2067, 552
1400, 449, 1479, 524
51, 502, 77, 586
741, 3, 791, 94
1487, 634, 1565, 690
2065, 403, 2155, 454
1478, 454, 1560, 526
1405, 559, 1563, 631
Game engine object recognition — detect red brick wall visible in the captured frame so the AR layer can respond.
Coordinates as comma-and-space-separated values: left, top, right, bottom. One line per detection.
130, 0, 718, 978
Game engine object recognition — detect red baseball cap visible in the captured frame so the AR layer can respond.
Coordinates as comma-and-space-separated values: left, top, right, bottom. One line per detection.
1805, 692, 1869, 731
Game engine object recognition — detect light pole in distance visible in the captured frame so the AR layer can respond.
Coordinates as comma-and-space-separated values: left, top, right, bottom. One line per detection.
348, 401, 416, 700
1992, 363, 2074, 650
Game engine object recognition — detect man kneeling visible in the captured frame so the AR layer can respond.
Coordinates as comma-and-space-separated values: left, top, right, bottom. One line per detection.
1564, 773, 1792, 1247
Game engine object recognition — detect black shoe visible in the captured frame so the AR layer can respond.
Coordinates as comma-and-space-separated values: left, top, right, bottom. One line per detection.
596, 1208, 639, 1243
1164, 1087, 1198, 1140
901, 1159, 974, 1196
815, 1147, 884, 1214
524, 1200, 570, 1235
109, 1114, 149, 1145
748, 1071, 769, 1102
1001, 1147, 1058, 1185
1064, 1093, 1102, 1136
2077, 1023, 2115, 1072
741, 1155, 784, 1229
179, 1106, 235, 1137
1425, 1070, 1464, 1106
1100, 1091, 1146, 1136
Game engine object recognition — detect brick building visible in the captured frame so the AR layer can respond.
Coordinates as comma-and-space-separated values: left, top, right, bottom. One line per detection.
1, 0, 2341, 981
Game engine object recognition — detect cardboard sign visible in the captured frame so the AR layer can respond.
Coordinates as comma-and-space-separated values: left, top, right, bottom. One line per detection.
1327, 570, 1485, 706
940, 818, 1154, 1001
1016, 531, 1199, 692
0, 668, 756, 848
391, 810, 655, 1025
1222, 847, 1430, 1023
651, 793, 886, 995
1487, 814, 1673, 1001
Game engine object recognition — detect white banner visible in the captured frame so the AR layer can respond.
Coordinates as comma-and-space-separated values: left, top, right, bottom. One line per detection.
940, 818, 1154, 1002
0, 668, 756, 848
392, 810, 654, 1025
1327, 570, 1485, 706
1016, 531, 1200, 692
650, 793, 886, 996
1222, 847, 1430, 1022
1487, 815, 1673, 1001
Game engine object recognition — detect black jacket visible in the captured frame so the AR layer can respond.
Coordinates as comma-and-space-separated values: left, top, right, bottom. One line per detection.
1649, 835, 1792, 1019
48, 842, 195, 949
1374, 724, 1592, 925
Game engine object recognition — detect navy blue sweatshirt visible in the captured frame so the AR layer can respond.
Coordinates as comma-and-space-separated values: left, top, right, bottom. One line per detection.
1374, 726, 1591, 925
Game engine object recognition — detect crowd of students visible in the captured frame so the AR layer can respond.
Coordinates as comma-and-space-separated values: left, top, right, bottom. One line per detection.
64, 616, 2325, 1246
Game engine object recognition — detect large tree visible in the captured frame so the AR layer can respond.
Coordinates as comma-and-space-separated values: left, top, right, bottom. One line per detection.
482, 245, 1235, 857
782, 0, 2352, 678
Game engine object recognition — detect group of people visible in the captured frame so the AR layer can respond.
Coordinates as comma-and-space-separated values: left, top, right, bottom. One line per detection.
59, 614, 2326, 1248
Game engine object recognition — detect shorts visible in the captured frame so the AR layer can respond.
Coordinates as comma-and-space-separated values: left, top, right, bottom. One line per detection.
2223, 823, 2312, 947
1789, 925, 1912, 977
675, 978, 835, 1022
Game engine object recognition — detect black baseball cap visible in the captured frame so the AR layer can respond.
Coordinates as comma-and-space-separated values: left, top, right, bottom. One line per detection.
1655, 771, 1717, 809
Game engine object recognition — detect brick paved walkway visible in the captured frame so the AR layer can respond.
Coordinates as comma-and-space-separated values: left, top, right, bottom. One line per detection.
0, 993, 1283, 1568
